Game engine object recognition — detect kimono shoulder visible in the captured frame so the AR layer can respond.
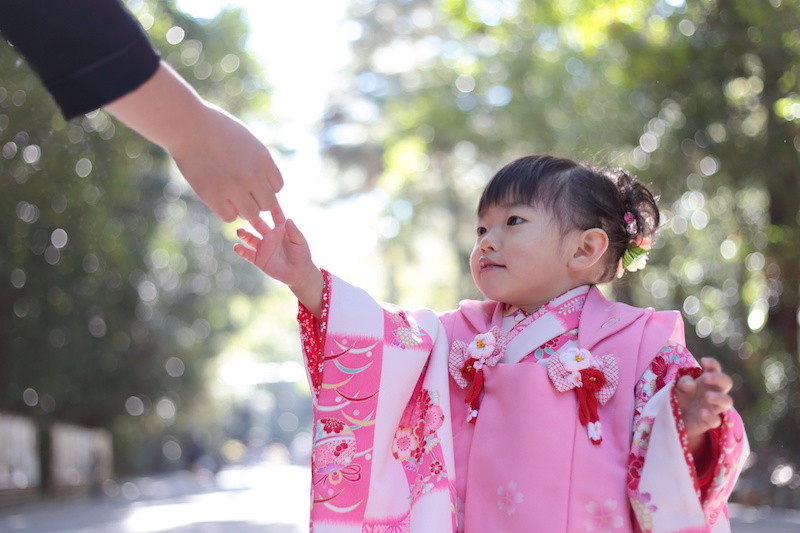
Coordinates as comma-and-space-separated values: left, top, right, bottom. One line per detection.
579, 286, 685, 377
439, 299, 502, 343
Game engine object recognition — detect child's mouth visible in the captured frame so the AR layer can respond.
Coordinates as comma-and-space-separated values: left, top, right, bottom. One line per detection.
479, 258, 503, 271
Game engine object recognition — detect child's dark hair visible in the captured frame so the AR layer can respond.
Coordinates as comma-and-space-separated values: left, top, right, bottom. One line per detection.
477, 155, 660, 282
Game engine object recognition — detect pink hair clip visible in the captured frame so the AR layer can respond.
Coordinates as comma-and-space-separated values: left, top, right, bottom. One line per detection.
623, 212, 638, 235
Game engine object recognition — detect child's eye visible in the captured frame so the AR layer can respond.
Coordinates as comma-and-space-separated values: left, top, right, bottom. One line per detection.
507, 216, 524, 226
476, 226, 487, 236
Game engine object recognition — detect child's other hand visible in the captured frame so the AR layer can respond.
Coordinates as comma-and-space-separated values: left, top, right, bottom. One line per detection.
233, 207, 315, 288
676, 358, 734, 448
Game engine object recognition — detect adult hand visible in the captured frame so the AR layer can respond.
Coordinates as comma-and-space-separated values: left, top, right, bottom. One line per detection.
169, 102, 284, 222
105, 62, 284, 222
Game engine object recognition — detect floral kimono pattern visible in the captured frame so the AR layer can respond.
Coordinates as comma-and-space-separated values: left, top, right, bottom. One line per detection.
298, 271, 748, 533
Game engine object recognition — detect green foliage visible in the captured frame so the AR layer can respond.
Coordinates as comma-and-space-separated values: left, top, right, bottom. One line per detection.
0, 0, 269, 475
322, 0, 800, 505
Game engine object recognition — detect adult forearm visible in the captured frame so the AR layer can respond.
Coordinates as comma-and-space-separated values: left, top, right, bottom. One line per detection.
104, 61, 207, 155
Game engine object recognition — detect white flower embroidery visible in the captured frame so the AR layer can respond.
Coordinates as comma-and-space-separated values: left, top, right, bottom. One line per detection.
559, 347, 593, 371
584, 499, 624, 531
497, 481, 524, 516
568, 371, 583, 386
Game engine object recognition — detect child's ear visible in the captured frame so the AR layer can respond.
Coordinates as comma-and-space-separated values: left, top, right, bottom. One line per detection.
568, 228, 609, 272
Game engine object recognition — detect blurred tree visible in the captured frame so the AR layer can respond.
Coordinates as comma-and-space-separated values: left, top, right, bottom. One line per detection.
321, 0, 799, 505
0, 0, 271, 476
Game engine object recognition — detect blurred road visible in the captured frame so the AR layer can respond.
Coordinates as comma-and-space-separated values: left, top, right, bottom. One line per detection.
0, 462, 309, 533
0, 462, 798, 532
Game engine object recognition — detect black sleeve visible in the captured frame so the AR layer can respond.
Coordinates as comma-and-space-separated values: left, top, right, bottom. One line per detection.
0, 0, 161, 119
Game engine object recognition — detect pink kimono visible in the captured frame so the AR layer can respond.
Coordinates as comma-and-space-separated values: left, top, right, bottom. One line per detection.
298, 271, 748, 533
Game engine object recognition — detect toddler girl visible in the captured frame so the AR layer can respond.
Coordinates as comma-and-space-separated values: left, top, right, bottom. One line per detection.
235, 155, 748, 533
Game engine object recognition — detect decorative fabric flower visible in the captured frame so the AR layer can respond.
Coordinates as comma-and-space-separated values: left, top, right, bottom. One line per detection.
587, 421, 603, 442
468, 331, 497, 359
449, 327, 507, 423
548, 347, 619, 444
448, 326, 506, 389
559, 347, 593, 371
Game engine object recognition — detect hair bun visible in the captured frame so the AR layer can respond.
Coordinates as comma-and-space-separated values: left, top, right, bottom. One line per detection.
611, 168, 659, 239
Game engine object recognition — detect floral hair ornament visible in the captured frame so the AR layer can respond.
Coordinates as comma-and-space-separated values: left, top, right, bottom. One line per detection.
616, 236, 652, 278
617, 211, 653, 278
448, 327, 507, 423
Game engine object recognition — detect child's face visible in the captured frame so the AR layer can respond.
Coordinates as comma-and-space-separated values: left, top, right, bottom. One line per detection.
470, 202, 579, 313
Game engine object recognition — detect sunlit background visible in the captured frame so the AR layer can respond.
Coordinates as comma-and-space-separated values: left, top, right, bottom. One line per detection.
2, 0, 800, 526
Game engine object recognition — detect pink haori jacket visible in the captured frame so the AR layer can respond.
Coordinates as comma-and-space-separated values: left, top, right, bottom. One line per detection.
297, 272, 749, 533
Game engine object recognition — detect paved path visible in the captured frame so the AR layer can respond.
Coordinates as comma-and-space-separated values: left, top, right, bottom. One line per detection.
0, 462, 309, 533
1, 462, 798, 532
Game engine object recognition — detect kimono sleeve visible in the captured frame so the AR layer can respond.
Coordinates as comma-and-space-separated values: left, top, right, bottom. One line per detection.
296, 270, 457, 532
628, 342, 749, 533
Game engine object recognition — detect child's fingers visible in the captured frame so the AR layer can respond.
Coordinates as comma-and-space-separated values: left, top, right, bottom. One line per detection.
236, 228, 261, 249
285, 219, 307, 245
695, 407, 723, 430
233, 243, 256, 264
250, 215, 273, 237
699, 357, 721, 373
675, 375, 697, 410
702, 391, 734, 414
696, 370, 733, 394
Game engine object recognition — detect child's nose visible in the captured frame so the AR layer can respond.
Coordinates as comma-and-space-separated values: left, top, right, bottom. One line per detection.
479, 231, 498, 252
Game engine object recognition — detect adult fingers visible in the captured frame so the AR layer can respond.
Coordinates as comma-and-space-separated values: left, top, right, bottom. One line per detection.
270, 203, 286, 225
249, 153, 284, 210
234, 193, 263, 222
204, 198, 237, 223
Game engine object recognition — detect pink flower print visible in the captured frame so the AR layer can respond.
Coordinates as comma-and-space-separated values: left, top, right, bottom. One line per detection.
468, 331, 497, 359
424, 404, 445, 433
497, 481, 524, 516
629, 490, 657, 532
392, 427, 419, 461
429, 460, 444, 475
559, 347, 593, 371
584, 499, 624, 531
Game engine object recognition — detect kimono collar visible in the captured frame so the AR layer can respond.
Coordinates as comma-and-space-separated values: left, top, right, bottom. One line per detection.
455, 285, 591, 334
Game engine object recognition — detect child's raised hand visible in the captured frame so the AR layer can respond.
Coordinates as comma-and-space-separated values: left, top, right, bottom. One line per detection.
675, 357, 734, 451
233, 207, 316, 289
